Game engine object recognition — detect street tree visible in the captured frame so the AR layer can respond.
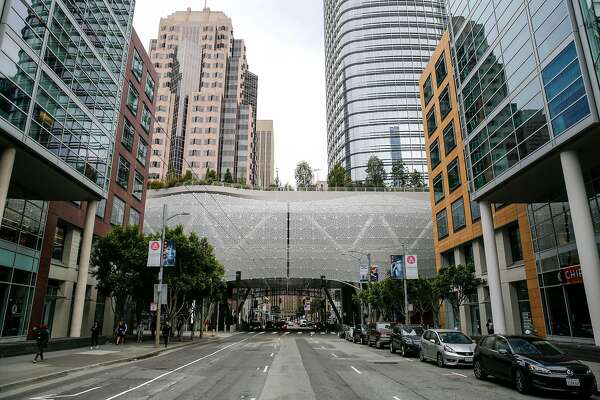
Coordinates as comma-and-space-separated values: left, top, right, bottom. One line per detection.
91, 225, 156, 327
365, 156, 387, 187
327, 162, 349, 187
435, 264, 481, 329
409, 170, 425, 188
223, 168, 233, 183
295, 161, 313, 188
205, 168, 218, 184
391, 160, 408, 188
408, 278, 437, 325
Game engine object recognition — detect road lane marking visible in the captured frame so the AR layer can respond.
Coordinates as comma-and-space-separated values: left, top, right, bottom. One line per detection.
271, 332, 277, 335
284, 332, 290, 335
393, 396, 402, 400
270, 352, 274, 357
104, 335, 255, 400
442, 372, 467, 378
297, 332, 303, 335
351, 366, 362, 375
330, 353, 338, 358
263, 365, 269, 373
256, 331, 265, 335
30, 386, 102, 399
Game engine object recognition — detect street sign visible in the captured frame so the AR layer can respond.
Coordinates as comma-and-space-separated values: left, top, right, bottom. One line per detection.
390, 255, 405, 279
147, 240, 161, 267
153, 284, 168, 304
369, 265, 379, 282
359, 264, 369, 282
150, 302, 157, 311
405, 255, 419, 279
304, 299, 311, 311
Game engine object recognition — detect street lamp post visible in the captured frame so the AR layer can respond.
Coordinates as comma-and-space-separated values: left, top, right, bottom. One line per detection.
402, 243, 409, 324
343, 251, 373, 324
154, 204, 190, 348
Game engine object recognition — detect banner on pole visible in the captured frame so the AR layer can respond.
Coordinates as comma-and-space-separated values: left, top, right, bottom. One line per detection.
161, 240, 176, 267
369, 265, 379, 282
405, 255, 419, 279
390, 255, 405, 279
359, 264, 369, 283
147, 240, 161, 267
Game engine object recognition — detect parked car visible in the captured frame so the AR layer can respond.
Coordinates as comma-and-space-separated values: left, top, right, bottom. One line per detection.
346, 326, 355, 341
390, 324, 425, 356
367, 322, 393, 348
352, 324, 368, 344
473, 334, 597, 397
420, 329, 475, 367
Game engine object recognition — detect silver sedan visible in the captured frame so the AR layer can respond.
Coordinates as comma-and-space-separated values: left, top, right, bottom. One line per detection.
419, 329, 476, 367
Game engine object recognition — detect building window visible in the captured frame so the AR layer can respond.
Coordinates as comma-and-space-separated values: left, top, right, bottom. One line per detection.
447, 158, 461, 192
145, 75, 155, 100
508, 224, 523, 263
52, 225, 65, 261
451, 197, 466, 232
423, 75, 433, 105
141, 104, 151, 132
470, 199, 481, 222
96, 198, 106, 219
436, 209, 449, 239
439, 86, 452, 119
430, 139, 441, 170
116, 157, 130, 189
132, 49, 143, 81
121, 119, 134, 151
129, 208, 140, 227
433, 173, 444, 203
133, 172, 144, 200
137, 138, 148, 166
110, 196, 125, 226
426, 107, 437, 136
435, 53, 447, 86
443, 122, 456, 155
127, 84, 139, 115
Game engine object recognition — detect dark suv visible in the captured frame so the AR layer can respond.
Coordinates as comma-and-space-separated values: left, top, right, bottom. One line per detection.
390, 324, 424, 356
367, 322, 393, 348
352, 324, 368, 344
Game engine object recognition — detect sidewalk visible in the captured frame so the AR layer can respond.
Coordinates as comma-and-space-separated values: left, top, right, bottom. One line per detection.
0, 332, 232, 393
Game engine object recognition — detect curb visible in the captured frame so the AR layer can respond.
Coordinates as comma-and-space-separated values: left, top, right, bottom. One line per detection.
0, 337, 220, 394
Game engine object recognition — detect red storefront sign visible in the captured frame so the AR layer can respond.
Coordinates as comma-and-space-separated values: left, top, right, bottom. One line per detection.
562, 265, 583, 284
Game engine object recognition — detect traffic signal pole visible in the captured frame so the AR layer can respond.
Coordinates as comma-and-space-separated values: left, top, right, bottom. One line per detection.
155, 204, 167, 348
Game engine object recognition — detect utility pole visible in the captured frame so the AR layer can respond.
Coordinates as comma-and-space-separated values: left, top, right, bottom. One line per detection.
155, 204, 167, 348
366, 252, 372, 323
403, 243, 409, 324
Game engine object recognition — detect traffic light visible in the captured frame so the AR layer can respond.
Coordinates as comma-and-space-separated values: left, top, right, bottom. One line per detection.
236, 271, 241, 282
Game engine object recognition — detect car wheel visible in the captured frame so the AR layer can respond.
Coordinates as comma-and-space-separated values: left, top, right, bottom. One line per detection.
514, 369, 530, 394
376, 339, 382, 349
401, 344, 407, 357
419, 350, 425, 362
437, 353, 445, 368
473, 360, 486, 380
390, 342, 396, 353
368, 338, 372, 347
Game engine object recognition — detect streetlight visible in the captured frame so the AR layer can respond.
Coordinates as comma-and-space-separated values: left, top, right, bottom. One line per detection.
155, 204, 191, 348
341, 251, 372, 324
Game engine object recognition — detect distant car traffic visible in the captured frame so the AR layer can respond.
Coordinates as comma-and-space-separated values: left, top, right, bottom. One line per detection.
367, 322, 392, 348
474, 334, 597, 397
420, 329, 475, 367
390, 324, 424, 356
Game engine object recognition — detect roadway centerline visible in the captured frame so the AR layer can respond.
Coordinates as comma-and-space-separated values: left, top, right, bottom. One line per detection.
351, 366, 362, 375
263, 365, 269, 373
393, 396, 402, 400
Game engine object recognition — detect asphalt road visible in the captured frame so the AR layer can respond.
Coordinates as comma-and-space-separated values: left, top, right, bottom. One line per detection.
2, 331, 598, 400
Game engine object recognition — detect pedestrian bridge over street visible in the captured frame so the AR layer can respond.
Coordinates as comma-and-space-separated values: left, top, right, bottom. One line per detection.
143, 185, 435, 288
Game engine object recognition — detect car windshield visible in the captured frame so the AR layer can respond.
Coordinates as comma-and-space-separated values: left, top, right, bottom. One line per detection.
377, 323, 391, 330
401, 327, 424, 336
438, 332, 472, 344
508, 338, 563, 356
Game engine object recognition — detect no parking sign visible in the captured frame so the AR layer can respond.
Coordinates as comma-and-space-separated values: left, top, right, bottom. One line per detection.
405, 255, 419, 280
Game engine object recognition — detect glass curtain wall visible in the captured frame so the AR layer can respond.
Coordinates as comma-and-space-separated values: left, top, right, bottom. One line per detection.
324, 0, 447, 182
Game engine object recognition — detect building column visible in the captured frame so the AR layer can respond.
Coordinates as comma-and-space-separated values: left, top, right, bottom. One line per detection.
560, 150, 600, 345
69, 200, 98, 337
479, 201, 507, 334
0, 147, 16, 224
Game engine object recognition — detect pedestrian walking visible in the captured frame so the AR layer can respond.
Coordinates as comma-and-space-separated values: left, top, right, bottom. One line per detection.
90, 320, 100, 349
115, 319, 127, 345
486, 319, 494, 335
33, 324, 50, 363
137, 320, 144, 343
162, 322, 172, 348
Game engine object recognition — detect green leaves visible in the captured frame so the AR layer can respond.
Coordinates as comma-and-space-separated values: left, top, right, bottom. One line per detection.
327, 162, 351, 187
295, 161, 313, 188
365, 156, 386, 187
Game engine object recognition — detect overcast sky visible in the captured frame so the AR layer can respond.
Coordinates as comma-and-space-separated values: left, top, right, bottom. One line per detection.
133, 0, 328, 186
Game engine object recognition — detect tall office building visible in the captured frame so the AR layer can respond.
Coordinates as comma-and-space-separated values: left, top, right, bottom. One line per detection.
148, 8, 258, 184
445, 0, 600, 344
0, 0, 134, 339
256, 120, 274, 187
323, 0, 446, 182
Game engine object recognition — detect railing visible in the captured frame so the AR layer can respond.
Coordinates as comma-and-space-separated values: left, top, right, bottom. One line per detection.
207, 182, 429, 193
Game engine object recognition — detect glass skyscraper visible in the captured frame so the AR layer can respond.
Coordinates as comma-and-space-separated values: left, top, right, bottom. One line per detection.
324, 0, 447, 182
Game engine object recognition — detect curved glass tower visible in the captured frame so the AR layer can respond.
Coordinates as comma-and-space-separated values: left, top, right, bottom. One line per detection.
324, 0, 446, 182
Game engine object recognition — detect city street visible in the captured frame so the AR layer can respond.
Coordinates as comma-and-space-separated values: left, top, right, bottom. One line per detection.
1, 332, 597, 400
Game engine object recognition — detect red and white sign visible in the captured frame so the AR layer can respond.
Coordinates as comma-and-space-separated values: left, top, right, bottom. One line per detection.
147, 240, 162, 267
563, 265, 583, 284
405, 255, 419, 280
150, 302, 157, 312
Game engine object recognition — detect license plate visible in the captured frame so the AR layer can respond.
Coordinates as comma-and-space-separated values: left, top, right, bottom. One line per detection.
465, 357, 473, 362
566, 378, 580, 387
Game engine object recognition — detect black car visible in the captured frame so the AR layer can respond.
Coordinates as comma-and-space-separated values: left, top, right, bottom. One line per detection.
474, 334, 597, 397
390, 324, 424, 356
352, 324, 368, 344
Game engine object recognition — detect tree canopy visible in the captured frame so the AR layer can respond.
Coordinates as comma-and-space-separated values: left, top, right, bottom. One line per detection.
223, 168, 233, 184
295, 161, 313, 188
365, 156, 387, 187
409, 170, 425, 188
391, 160, 408, 188
327, 162, 351, 187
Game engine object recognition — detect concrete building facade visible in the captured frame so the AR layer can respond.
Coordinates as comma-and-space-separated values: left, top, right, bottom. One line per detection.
148, 8, 258, 185
255, 120, 274, 188
0, 0, 135, 340
445, 0, 600, 345
324, 0, 446, 182
420, 32, 545, 337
